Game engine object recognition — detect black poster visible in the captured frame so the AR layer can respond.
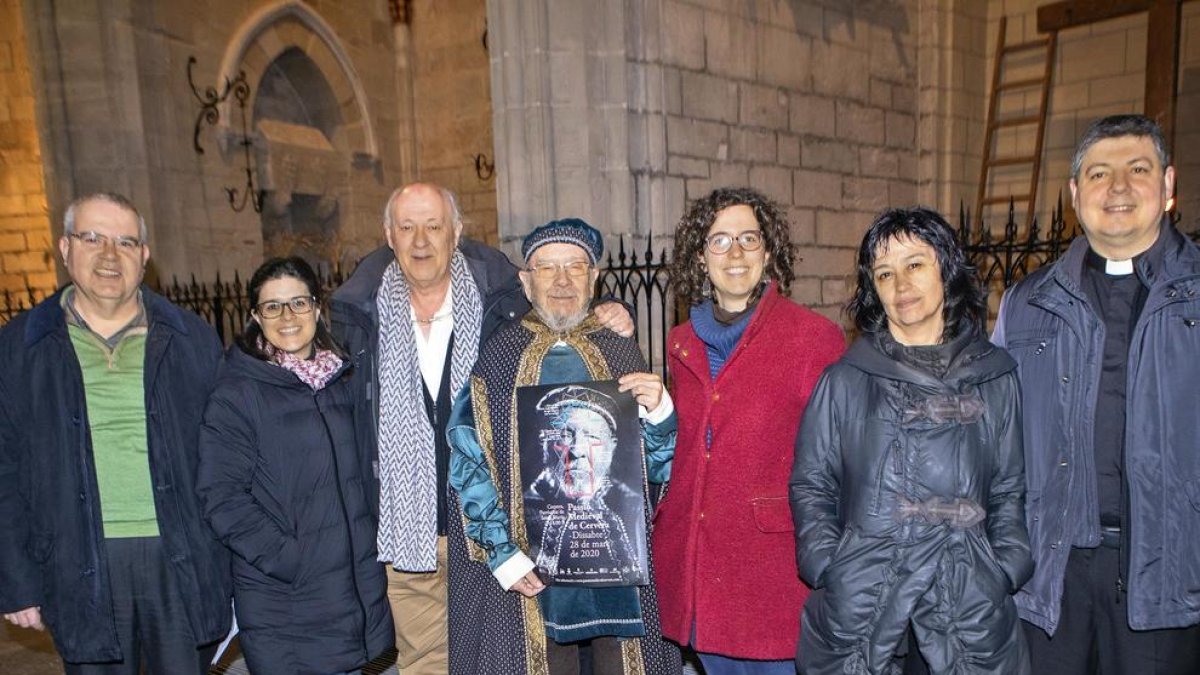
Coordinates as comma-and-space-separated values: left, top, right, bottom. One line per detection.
517, 379, 647, 587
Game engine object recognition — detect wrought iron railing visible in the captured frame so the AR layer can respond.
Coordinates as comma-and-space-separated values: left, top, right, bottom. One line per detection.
595, 236, 676, 380
958, 194, 1079, 294
159, 264, 350, 344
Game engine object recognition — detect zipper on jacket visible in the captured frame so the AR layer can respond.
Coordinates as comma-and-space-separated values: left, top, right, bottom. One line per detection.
315, 391, 372, 664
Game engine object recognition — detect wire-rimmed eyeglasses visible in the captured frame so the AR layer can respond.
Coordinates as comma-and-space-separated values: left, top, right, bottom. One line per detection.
68, 231, 144, 253
706, 231, 763, 255
526, 261, 593, 280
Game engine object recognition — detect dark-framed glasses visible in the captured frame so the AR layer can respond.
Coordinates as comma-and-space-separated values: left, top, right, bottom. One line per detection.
256, 296, 316, 319
527, 261, 593, 280
69, 231, 143, 253
706, 231, 763, 255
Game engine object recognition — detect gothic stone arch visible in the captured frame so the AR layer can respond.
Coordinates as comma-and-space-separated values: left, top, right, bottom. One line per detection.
214, 0, 381, 265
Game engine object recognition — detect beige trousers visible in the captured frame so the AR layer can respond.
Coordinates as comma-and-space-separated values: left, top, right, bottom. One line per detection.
387, 536, 450, 674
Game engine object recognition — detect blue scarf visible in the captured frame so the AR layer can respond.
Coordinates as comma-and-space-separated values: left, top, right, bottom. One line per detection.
690, 299, 756, 380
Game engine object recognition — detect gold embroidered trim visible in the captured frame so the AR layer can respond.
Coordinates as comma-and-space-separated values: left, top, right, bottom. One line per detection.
511, 312, 617, 674
522, 595, 549, 675
621, 637, 646, 675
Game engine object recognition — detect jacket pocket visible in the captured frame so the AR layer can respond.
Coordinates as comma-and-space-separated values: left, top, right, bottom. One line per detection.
750, 496, 794, 533
976, 532, 1014, 596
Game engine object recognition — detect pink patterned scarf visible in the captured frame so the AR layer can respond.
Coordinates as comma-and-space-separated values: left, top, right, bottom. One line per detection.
271, 346, 343, 390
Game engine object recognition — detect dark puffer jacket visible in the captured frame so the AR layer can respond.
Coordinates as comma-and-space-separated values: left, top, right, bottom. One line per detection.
790, 329, 1032, 675
196, 347, 393, 675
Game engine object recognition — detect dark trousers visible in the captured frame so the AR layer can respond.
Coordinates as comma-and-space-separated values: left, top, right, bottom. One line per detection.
547, 637, 624, 675
63, 537, 216, 675
1023, 546, 1200, 675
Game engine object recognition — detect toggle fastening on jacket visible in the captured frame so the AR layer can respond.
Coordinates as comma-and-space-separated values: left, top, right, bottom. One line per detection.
790, 328, 1033, 675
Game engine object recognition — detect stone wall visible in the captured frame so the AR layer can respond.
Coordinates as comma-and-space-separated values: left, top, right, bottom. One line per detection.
0, 0, 55, 297
23, 0, 404, 284
409, 0, 498, 246
489, 0, 929, 324
655, 0, 922, 319
979, 1, 1200, 232
915, 0, 988, 221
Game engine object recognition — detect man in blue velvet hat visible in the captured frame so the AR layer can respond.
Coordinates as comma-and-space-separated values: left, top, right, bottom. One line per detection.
443, 218, 683, 675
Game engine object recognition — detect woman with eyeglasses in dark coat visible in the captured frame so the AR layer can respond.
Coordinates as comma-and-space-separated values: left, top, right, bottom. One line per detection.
196, 257, 393, 675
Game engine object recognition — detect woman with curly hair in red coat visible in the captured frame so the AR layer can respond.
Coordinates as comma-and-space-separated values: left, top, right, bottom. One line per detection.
651, 187, 845, 673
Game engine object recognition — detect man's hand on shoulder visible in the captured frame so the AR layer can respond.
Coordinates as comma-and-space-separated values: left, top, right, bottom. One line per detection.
594, 302, 634, 338
3, 607, 44, 631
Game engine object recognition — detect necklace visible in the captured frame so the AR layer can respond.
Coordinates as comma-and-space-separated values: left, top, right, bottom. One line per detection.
412, 309, 452, 325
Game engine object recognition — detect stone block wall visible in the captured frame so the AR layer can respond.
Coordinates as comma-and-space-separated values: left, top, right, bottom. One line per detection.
0, 0, 55, 298
914, 0, 988, 222
24, 0, 404, 284
410, 0, 498, 246
646, 0, 922, 321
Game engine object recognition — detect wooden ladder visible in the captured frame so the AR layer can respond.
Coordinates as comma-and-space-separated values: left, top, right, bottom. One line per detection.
975, 16, 1058, 230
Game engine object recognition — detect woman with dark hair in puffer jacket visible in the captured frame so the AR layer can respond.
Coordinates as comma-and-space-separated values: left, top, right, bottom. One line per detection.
790, 207, 1032, 675
197, 257, 393, 675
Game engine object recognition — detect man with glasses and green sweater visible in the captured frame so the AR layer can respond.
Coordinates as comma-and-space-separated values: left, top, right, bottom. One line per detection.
0, 193, 231, 674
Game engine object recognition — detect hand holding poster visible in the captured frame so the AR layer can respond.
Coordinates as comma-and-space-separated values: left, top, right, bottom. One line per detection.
517, 380, 648, 587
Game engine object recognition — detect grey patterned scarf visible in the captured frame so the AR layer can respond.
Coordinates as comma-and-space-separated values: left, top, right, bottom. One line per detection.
376, 251, 483, 570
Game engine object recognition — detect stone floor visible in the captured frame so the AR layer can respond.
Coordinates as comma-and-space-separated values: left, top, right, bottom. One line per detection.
0, 624, 703, 674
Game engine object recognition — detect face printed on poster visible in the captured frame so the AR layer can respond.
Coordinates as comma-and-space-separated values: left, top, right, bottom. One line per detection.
518, 380, 648, 587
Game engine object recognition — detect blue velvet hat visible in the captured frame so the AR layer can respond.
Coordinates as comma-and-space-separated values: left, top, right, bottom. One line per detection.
521, 218, 604, 264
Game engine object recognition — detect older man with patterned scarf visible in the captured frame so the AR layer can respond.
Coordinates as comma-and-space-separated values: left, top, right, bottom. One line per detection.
331, 185, 634, 674
445, 218, 682, 675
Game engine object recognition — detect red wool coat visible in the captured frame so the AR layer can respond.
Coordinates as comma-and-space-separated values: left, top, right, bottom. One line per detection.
651, 285, 845, 659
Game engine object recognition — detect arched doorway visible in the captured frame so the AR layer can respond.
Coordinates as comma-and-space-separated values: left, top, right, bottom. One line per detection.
253, 47, 344, 266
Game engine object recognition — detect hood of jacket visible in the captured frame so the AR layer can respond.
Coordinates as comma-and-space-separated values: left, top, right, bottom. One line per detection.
842, 326, 1015, 390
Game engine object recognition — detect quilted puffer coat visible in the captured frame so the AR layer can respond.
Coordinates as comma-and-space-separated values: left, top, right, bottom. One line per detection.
790, 328, 1032, 675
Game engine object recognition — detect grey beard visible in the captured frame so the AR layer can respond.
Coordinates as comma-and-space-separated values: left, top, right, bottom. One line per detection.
535, 304, 589, 332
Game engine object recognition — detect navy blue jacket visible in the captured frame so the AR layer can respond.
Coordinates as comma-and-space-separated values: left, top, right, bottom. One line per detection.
0, 287, 231, 662
196, 346, 393, 675
329, 240, 529, 518
994, 222, 1200, 633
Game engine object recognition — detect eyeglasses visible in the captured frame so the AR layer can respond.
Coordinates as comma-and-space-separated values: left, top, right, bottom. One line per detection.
706, 231, 763, 255
256, 296, 316, 319
526, 261, 593, 280
69, 231, 143, 253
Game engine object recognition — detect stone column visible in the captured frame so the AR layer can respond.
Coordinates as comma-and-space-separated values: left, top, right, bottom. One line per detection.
915, 0, 988, 219
486, 0, 648, 255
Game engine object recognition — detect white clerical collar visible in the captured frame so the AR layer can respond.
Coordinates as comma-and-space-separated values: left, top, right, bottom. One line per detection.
1105, 258, 1135, 276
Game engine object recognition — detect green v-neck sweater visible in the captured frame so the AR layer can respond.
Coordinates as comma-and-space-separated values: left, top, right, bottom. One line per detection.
68, 325, 159, 537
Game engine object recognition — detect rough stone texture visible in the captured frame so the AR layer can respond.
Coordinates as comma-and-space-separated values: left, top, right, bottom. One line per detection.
971, 0, 1199, 230
411, 0, 498, 245
20, 0, 404, 285
645, 0, 920, 319
0, 0, 54, 299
